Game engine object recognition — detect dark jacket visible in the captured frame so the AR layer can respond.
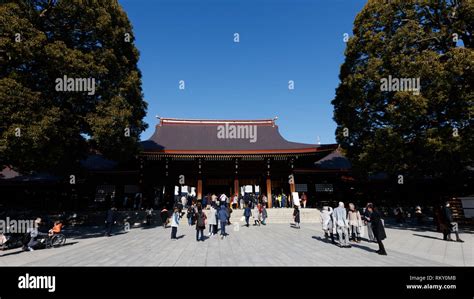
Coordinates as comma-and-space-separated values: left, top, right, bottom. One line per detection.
370, 210, 386, 241
195, 211, 206, 229
293, 208, 300, 223
244, 207, 251, 217
217, 207, 229, 222
441, 206, 453, 224
106, 209, 116, 223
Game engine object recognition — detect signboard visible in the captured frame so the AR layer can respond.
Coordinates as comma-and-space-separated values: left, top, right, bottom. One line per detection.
292, 192, 300, 206
181, 186, 189, 193
244, 185, 253, 193
459, 197, 474, 218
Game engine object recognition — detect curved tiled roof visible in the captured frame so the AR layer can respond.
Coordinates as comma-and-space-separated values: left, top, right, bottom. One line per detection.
141, 118, 337, 154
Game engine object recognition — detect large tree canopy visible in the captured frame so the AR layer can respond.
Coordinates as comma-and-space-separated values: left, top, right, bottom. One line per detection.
332, 0, 473, 182
0, 0, 147, 174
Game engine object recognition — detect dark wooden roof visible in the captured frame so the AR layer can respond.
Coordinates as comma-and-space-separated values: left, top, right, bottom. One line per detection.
141, 118, 338, 154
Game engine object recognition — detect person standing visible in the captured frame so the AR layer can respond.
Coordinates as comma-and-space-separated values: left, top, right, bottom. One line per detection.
261, 205, 268, 225
262, 194, 268, 208
366, 204, 387, 255
363, 203, 375, 242
441, 201, 464, 242
170, 208, 180, 240
218, 205, 229, 239
253, 204, 261, 226
301, 192, 308, 208
208, 204, 217, 236
105, 207, 117, 237
293, 206, 300, 228
333, 202, 351, 248
347, 203, 362, 243
244, 204, 252, 227
195, 207, 207, 242
321, 206, 335, 244
219, 193, 228, 206
281, 194, 287, 209
160, 207, 169, 228
277, 194, 282, 208
232, 194, 238, 209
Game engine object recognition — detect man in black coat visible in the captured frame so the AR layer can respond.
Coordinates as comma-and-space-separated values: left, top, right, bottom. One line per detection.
367, 204, 387, 255
441, 202, 464, 242
105, 207, 117, 236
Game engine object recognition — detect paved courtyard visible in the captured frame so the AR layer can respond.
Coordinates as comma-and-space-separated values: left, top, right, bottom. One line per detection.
0, 222, 472, 266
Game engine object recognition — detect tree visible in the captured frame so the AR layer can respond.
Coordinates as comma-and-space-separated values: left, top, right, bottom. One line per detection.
0, 0, 147, 174
332, 0, 473, 185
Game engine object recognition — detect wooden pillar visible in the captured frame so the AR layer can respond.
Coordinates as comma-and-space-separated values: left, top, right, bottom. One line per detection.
197, 179, 202, 200
289, 174, 296, 193
266, 177, 272, 208
234, 178, 239, 196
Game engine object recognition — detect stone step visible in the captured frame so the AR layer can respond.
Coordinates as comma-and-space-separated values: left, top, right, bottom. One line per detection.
201, 208, 321, 224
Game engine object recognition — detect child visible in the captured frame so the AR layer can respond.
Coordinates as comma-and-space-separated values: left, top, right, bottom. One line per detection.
253, 204, 260, 226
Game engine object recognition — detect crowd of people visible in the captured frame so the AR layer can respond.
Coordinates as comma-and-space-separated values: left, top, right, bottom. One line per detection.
321, 202, 387, 255
3, 192, 464, 259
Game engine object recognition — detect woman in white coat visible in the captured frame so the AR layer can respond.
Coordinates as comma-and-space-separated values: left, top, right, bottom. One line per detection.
207, 204, 218, 236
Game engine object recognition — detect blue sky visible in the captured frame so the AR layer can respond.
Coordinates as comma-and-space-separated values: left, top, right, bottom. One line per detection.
119, 0, 367, 144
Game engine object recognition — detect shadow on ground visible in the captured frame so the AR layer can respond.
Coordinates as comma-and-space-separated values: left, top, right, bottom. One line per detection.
312, 236, 378, 253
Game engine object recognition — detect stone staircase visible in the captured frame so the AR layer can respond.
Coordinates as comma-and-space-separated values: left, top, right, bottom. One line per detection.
207, 208, 321, 224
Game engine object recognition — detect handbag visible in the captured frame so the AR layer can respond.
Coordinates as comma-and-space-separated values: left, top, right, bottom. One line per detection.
240, 216, 245, 222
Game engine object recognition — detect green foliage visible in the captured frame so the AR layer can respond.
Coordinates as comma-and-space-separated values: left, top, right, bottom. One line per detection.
332, 0, 473, 181
0, 0, 147, 174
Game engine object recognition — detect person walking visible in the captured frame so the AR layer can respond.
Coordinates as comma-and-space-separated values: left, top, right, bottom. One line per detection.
244, 204, 252, 227
218, 205, 229, 239
366, 204, 387, 255
170, 208, 180, 240
277, 194, 282, 208
363, 203, 375, 242
333, 202, 351, 248
105, 207, 117, 237
195, 207, 207, 242
293, 206, 300, 228
321, 206, 335, 244
440, 201, 464, 242
347, 203, 362, 243
208, 204, 217, 236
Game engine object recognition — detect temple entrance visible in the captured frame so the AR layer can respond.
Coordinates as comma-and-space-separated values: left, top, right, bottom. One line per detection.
203, 177, 232, 196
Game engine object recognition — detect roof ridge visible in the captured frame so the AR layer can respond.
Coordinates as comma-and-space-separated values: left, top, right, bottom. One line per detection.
159, 117, 277, 126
